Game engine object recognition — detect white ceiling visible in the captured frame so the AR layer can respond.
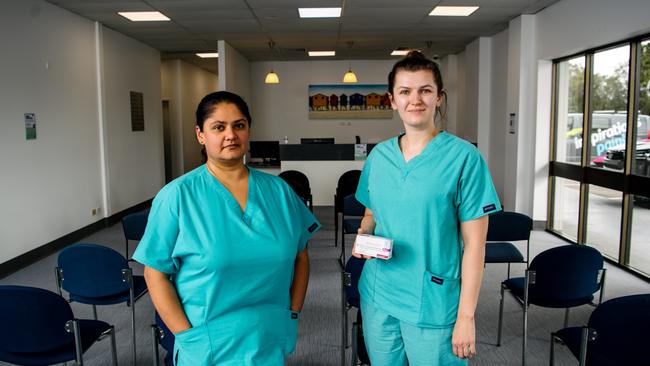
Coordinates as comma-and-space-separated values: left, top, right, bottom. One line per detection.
46, 0, 559, 73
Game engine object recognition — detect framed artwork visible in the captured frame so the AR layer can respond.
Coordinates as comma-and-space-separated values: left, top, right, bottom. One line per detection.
308, 84, 393, 119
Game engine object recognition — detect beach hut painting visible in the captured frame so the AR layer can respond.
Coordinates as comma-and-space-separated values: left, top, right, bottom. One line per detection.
308, 84, 393, 119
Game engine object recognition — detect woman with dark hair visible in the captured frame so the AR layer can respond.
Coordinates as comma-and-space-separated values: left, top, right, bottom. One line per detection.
134, 91, 320, 365
352, 51, 501, 365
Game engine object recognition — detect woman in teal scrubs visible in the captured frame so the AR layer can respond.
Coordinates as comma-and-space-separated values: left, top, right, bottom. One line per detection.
133, 91, 320, 366
353, 51, 501, 365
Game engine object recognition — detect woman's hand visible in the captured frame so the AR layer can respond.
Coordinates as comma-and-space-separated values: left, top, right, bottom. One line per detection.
351, 208, 376, 259
451, 315, 476, 359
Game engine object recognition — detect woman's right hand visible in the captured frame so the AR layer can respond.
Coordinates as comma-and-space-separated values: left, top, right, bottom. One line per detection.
351, 227, 374, 259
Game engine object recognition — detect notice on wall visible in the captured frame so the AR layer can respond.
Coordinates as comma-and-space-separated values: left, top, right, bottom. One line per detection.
130, 91, 144, 131
25, 113, 36, 140
355, 144, 367, 161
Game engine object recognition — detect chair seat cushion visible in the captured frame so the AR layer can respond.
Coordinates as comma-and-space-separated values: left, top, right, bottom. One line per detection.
70, 275, 148, 305
503, 277, 594, 308
554, 327, 637, 366
485, 242, 524, 263
343, 218, 362, 233
0, 319, 110, 365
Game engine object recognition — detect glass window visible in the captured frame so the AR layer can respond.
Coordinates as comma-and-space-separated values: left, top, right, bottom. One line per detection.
551, 177, 580, 240
633, 40, 650, 177
555, 57, 585, 164
585, 185, 622, 260
592, 45, 630, 170
629, 194, 650, 275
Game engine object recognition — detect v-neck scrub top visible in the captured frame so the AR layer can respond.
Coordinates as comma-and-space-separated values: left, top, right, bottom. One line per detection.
355, 131, 501, 328
133, 165, 320, 365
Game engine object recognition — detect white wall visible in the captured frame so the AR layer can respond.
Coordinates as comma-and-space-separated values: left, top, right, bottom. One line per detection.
249, 59, 403, 144
161, 60, 218, 175
218, 40, 251, 103
489, 29, 509, 201
101, 26, 164, 214
0, 0, 164, 265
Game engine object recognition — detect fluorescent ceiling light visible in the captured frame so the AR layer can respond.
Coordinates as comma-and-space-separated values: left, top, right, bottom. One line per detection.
118, 11, 170, 21
429, 6, 478, 16
308, 51, 336, 57
196, 53, 219, 58
298, 8, 341, 18
391, 50, 412, 56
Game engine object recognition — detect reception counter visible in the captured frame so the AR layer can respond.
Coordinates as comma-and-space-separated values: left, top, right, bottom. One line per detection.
278, 144, 375, 206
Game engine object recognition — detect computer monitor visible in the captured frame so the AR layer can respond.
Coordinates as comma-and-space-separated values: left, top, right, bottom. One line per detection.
249, 141, 280, 162
300, 137, 335, 144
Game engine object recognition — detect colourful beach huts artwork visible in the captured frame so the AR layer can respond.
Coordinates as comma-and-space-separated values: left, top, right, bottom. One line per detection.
308, 84, 393, 119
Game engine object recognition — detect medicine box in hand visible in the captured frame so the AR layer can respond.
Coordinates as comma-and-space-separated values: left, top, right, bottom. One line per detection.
354, 234, 393, 259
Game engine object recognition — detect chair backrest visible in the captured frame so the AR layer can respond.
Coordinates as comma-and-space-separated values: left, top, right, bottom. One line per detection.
344, 256, 366, 307
343, 194, 365, 217
122, 211, 149, 241
528, 245, 603, 303
58, 243, 130, 297
279, 170, 311, 201
0, 285, 75, 353
486, 211, 532, 242
155, 311, 175, 352
335, 170, 362, 212
586, 293, 650, 364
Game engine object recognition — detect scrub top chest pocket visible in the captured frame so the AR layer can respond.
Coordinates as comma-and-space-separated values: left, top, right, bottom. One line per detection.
419, 270, 461, 327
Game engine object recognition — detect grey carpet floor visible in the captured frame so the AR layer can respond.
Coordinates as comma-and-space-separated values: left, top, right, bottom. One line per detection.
1, 206, 649, 366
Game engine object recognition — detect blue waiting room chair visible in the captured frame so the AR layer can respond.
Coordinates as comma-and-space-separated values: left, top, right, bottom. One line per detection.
56, 243, 148, 366
334, 170, 362, 247
550, 293, 650, 366
152, 311, 175, 366
341, 256, 368, 366
122, 210, 149, 260
340, 194, 365, 267
485, 211, 533, 279
279, 170, 313, 211
496, 244, 606, 366
0, 285, 117, 366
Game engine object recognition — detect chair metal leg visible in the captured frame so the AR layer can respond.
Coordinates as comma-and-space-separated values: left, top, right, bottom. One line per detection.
497, 283, 505, 346
66, 320, 84, 366
522, 271, 531, 366
341, 271, 347, 366
563, 308, 570, 328
351, 322, 359, 366
579, 327, 589, 366
334, 208, 339, 247
109, 326, 118, 366
507, 263, 511, 279
152, 325, 160, 366
131, 299, 137, 366
549, 333, 555, 366
92, 305, 98, 320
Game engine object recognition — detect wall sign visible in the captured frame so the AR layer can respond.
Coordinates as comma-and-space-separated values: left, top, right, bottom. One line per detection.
25, 113, 36, 140
130, 91, 144, 131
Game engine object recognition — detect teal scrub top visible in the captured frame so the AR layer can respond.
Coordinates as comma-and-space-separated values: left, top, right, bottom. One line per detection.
133, 165, 320, 365
355, 131, 501, 328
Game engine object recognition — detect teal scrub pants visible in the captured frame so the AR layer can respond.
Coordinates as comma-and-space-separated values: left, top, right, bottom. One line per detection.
361, 301, 467, 366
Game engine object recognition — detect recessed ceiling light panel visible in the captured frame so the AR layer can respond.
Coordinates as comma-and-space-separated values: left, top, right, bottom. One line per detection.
429, 6, 479, 16
298, 8, 342, 18
391, 50, 412, 56
308, 51, 336, 56
196, 53, 219, 58
118, 11, 170, 21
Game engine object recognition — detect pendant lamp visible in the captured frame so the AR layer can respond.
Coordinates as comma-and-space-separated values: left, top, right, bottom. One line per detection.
342, 41, 358, 83
265, 41, 280, 84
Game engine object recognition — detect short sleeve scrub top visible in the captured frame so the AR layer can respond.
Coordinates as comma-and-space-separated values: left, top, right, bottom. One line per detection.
355, 131, 501, 328
133, 165, 321, 366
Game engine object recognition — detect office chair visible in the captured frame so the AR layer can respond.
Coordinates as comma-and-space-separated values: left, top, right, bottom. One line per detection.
0, 285, 117, 366
152, 311, 175, 366
485, 211, 533, 278
341, 256, 369, 366
279, 170, 313, 211
550, 293, 650, 366
56, 243, 149, 366
340, 194, 365, 266
122, 210, 149, 260
334, 170, 361, 247
496, 244, 606, 366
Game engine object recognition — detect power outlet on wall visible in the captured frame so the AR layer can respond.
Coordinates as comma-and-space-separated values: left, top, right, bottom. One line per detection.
91, 207, 100, 216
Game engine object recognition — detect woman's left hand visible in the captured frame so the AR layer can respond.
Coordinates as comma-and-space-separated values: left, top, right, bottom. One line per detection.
451, 315, 476, 359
